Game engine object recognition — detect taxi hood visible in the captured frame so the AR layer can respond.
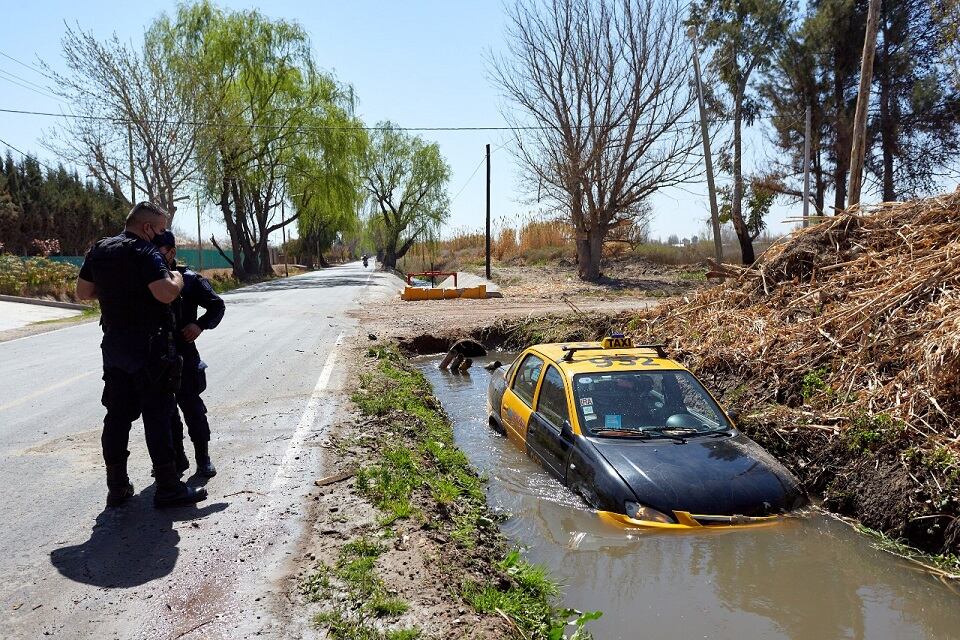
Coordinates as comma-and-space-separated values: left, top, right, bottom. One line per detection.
591, 433, 805, 518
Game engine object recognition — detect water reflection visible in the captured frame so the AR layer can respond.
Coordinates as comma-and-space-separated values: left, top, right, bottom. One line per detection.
418, 355, 960, 640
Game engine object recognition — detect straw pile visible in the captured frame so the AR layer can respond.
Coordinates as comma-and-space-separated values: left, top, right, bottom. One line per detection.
630, 192, 960, 441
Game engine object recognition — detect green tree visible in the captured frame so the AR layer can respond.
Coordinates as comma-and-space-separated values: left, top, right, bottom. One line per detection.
760, 19, 831, 215
361, 124, 450, 271
869, 0, 960, 200
689, 0, 794, 264
155, 2, 364, 280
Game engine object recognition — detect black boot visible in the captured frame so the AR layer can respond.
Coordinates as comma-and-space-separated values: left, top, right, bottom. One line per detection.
174, 445, 190, 475
154, 462, 207, 508
106, 462, 134, 508
194, 440, 217, 478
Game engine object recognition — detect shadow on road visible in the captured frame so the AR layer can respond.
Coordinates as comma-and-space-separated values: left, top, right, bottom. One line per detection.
50, 488, 227, 589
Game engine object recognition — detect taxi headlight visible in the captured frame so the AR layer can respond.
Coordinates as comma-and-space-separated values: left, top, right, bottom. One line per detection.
624, 501, 673, 523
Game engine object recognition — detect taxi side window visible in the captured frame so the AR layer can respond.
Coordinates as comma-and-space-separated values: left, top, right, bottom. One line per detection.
536, 366, 569, 429
512, 354, 544, 407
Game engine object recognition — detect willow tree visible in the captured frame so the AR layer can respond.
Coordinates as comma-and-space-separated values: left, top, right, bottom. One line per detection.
491, 0, 701, 281
154, 2, 363, 280
288, 127, 368, 267
361, 124, 450, 270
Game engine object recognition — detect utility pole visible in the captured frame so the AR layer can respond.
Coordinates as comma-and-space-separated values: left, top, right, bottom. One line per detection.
847, 0, 881, 208
689, 29, 723, 263
802, 105, 811, 227
196, 192, 203, 271
281, 199, 289, 277
485, 143, 491, 280
127, 122, 136, 204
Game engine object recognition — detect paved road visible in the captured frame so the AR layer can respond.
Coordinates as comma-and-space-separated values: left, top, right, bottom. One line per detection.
0, 264, 399, 639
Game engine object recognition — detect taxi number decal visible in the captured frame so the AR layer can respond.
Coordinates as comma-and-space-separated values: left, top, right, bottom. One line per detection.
587, 355, 657, 367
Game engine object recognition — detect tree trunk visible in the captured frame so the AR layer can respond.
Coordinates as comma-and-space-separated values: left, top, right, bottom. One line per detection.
730, 110, 756, 264
381, 248, 398, 270
832, 61, 849, 212
317, 252, 331, 268
575, 226, 603, 281
878, 18, 895, 202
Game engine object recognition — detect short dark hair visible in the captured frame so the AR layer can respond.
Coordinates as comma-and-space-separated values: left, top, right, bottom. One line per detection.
125, 201, 169, 229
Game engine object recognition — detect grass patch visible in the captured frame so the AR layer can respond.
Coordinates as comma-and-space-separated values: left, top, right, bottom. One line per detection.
303, 534, 417, 639
348, 345, 600, 639
855, 523, 960, 578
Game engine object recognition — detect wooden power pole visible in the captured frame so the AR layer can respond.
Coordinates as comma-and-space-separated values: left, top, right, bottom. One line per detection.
847, 0, 881, 208
690, 30, 723, 263
485, 143, 491, 280
196, 192, 203, 271
127, 122, 136, 205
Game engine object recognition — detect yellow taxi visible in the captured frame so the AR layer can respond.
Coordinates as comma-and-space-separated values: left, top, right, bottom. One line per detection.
487, 335, 806, 529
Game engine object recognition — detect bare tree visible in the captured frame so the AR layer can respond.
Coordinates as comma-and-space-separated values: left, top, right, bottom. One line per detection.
491, 0, 701, 280
44, 24, 198, 220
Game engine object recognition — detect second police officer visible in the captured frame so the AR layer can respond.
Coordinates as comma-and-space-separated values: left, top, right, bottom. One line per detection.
154, 231, 225, 477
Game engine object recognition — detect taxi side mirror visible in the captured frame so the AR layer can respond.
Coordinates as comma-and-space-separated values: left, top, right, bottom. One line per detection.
727, 410, 740, 424
561, 420, 575, 441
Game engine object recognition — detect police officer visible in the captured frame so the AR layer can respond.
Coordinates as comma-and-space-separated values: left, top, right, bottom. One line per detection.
153, 231, 224, 477
76, 202, 207, 509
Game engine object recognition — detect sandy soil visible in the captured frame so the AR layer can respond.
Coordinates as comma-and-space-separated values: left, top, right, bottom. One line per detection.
355, 259, 694, 346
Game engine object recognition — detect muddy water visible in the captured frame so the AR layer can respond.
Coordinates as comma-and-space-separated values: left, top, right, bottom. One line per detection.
417, 355, 960, 640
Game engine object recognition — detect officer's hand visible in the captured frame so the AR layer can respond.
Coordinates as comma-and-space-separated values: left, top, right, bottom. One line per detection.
170, 270, 184, 290
182, 323, 203, 343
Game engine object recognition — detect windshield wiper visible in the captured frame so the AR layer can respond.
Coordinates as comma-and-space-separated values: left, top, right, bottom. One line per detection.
683, 428, 734, 438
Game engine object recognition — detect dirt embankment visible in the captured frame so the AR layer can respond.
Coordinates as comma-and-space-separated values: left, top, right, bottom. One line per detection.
431, 193, 960, 564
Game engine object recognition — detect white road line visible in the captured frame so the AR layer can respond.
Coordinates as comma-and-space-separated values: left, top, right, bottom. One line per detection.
0, 320, 94, 346
266, 331, 343, 495
0, 370, 97, 412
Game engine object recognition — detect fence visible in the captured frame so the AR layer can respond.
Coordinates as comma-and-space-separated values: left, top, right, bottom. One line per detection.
49, 248, 235, 271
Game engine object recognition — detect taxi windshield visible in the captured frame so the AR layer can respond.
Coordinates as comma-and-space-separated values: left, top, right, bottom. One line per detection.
572, 370, 732, 437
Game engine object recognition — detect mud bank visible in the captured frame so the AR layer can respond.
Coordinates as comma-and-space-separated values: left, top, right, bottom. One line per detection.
399, 311, 959, 574
292, 340, 598, 639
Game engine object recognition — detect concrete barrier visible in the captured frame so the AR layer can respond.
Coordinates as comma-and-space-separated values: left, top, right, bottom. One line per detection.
400, 285, 487, 301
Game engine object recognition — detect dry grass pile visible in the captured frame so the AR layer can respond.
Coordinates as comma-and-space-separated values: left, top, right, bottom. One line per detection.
626, 192, 960, 556
635, 193, 960, 437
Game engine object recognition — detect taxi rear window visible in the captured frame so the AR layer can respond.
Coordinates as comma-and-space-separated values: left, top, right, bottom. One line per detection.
572, 370, 731, 436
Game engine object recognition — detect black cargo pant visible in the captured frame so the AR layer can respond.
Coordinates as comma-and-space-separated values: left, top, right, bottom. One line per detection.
101, 366, 177, 467
170, 359, 210, 447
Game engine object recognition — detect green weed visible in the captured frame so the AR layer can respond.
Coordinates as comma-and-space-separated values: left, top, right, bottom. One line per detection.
800, 366, 831, 403
844, 412, 903, 452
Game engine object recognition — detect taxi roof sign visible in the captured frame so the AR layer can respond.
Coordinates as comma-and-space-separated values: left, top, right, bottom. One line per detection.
602, 336, 634, 349
560, 337, 670, 360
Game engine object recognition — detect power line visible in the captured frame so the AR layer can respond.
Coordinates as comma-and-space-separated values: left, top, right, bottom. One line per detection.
0, 135, 61, 174
449, 154, 487, 203
0, 70, 63, 103
0, 104, 816, 132
0, 50, 52, 79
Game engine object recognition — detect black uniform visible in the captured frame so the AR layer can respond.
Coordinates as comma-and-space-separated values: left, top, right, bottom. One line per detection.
170, 267, 225, 448
78, 231, 179, 468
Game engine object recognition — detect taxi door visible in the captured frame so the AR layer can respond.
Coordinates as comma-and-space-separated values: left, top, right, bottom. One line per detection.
526, 364, 573, 481
500, 352, 545, 447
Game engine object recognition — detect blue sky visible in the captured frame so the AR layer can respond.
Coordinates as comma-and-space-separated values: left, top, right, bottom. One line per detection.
0, 0, 795, 244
